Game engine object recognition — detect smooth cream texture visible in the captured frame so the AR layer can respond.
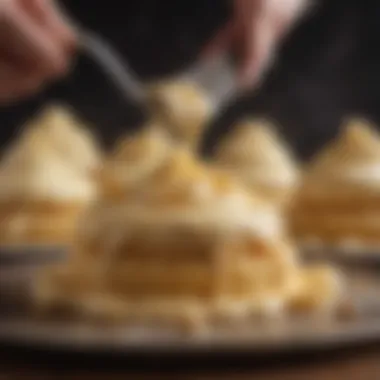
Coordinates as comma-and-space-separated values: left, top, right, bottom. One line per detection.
0, 104, 101, 202
304, 118, 380, 189
98, 126, 283, 240
214, 119, 299, 204
101, 126, 173, 192
22, 104, 101, 174
148, 80, 213, 147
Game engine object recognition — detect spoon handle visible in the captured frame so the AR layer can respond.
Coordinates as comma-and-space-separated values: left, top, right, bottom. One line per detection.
181, 54, 239, 114
78, 29, 147, 108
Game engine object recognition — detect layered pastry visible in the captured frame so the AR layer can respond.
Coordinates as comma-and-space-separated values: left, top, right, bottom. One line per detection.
291, 118, 380, 249
0, 104, 102, 245
35, 127, 342, 331
214, 119, 299, 208
147, 80, 213, 149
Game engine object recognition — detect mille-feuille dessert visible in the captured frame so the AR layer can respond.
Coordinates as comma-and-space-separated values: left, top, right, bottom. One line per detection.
0, 104, 102, 245
147, 80, 213, 149
291, 117, 380, 250
35, 126, 342, 331
214, 119, 299, 208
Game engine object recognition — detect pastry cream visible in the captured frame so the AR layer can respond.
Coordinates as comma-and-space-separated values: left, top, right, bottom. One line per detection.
99, 125, 174, 198
22, 104, 100, 174
214, 119, 299, 207
0, 104, 102, 245
36, 127, 342, 330
147, 80, 213, 148
292, 117, 380, 247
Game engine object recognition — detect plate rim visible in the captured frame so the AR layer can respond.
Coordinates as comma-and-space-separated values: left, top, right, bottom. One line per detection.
1, 315, 380, 355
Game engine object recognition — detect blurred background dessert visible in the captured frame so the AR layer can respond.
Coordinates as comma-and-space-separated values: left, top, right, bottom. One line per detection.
291, 118, 380, 250
0, 104, 102, 246
213, 118, 299, 209
147, 80, 213, 149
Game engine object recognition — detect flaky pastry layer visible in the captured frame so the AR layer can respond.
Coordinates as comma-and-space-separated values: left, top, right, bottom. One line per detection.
214, 119, 299, 208
291, 118, 380, 248
0, 201, 88, 245
35, 128, 342, 330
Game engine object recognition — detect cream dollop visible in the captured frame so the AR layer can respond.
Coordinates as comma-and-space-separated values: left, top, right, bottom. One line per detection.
306, 118, 380, 188
100, 125, 174, 195
0, 104, 101, 201
23, 104, 101, 174
215, 119, 298, 189
89, 127, 284, 242
147, 80, 213, 147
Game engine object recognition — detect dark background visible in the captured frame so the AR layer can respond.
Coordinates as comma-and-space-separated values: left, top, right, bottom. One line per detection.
1, 0, 380, 160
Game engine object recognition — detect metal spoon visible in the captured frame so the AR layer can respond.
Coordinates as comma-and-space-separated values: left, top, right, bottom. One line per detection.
78, 28, 239, 120
78, 28, 148, 108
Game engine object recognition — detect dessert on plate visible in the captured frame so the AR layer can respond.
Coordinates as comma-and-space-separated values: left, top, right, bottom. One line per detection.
291, 117, 380, 249
35, 126, 342, 331
214, 119, 299, 208
0, 104, 102, 245
147, 80, 213, 149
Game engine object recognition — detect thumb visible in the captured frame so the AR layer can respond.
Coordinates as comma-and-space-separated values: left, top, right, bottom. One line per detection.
237, 11, 279, 89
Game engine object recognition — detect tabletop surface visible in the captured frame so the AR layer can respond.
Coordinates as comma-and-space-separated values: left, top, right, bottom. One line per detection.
1, 344, 380, 380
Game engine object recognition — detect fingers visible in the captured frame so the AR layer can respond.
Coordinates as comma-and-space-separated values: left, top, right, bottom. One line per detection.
236, 0, 267, 87
0, 63, 42, 105
237, 0, 293, 87
274, 0, 312, 27
234, 0, 262, 30
242, 20, 275, 87
0, 0, 77, 104
23, 0, 76, 50
204, 0, 309, 89
3, 0, 70, 75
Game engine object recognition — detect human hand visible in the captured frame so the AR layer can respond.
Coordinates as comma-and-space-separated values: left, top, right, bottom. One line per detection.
204, 0, 310, 88
0, 0, 76, 104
